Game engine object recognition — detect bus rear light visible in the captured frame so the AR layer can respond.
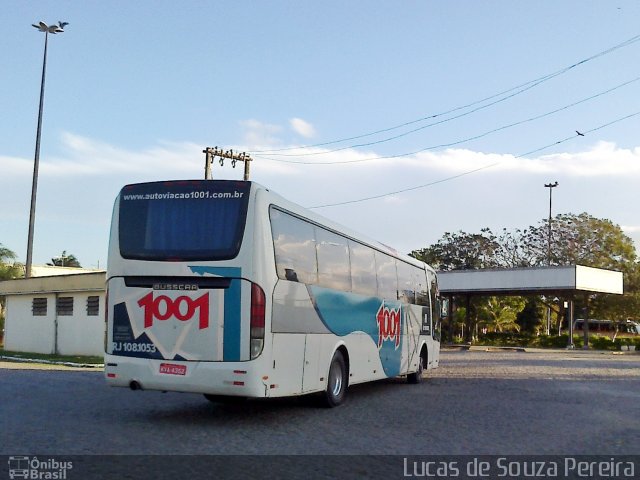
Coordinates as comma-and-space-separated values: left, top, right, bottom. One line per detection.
107, 373, 117, 379
250, 284, 266, 327
250, 283, 266, 359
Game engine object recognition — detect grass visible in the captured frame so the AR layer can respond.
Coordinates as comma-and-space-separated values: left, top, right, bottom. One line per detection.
0, 347, 103, 365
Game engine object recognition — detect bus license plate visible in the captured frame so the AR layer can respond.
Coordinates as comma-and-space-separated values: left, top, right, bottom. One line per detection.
159, 363, 187, 376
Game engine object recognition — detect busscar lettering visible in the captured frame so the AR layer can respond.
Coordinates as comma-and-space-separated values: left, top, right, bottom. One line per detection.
153, 284, 198, 291
376, 303, 401, 349
138, 292, 209, 329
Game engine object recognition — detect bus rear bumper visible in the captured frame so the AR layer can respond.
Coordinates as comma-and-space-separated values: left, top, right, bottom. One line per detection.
104, 354, 270, 398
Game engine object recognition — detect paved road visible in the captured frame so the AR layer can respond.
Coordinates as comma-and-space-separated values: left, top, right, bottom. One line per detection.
2, 349, 639, 458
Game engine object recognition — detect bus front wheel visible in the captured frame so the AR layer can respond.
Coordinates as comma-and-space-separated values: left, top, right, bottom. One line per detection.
322, 350, 348, 407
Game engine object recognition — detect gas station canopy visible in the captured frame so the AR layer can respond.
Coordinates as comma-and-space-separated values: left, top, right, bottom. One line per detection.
438, 265, 623, 297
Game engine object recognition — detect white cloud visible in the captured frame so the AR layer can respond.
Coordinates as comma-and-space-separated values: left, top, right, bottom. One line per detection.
5, 133, 640, 186
240, 119, 283, 148
3, 131, 640, 265
1, 132, 204, 179
292, 140, 640, 179
289, 118, 316, 139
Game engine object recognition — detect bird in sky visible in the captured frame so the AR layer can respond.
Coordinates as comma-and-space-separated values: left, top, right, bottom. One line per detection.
575, 130, 585, 136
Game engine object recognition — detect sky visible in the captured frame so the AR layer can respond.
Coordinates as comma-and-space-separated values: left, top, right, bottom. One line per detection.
2, 1, 640, 269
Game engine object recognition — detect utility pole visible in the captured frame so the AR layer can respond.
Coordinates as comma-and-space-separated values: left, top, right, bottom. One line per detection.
203, 147, 252, 181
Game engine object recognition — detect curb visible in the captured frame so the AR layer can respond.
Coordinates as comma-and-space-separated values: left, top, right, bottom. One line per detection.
442, 345, 639, 354
0, 355, 104, 368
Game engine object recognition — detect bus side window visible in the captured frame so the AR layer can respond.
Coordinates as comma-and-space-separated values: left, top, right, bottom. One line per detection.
349, 240, 377, 296
396, 261, 416, 304
270, 208, 318, 285
415, 272, 429, 307
316, 228, 351, 291
375, 251, 397, 300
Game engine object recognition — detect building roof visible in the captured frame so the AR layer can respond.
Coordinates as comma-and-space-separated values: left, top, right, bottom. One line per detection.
0, 271, 106, 295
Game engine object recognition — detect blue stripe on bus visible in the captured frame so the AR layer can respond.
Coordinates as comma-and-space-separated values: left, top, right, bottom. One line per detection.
223, 279, 242, 361
189, 266, 242, 278
188, 266, 242, 361
308, 286, 403, 377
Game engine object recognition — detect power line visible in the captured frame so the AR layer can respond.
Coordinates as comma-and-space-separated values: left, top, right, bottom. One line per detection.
308, 109, 640, 209
256, 76, 640, 166
251, 33, 640, 156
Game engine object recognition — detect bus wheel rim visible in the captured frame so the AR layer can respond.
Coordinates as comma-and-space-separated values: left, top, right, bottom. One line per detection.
330, 363, 343, 396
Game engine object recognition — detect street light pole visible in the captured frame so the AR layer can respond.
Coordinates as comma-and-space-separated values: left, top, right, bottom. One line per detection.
543, 181, 558, 335
25, 21, 67, 278
544, 181, 559, 266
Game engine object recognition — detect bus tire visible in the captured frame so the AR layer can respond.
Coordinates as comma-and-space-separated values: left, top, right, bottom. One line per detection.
407, 349, 427, 384
322, 350, 348, 407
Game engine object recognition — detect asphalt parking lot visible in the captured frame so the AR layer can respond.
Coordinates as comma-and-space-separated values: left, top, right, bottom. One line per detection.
1, 348, 638, 478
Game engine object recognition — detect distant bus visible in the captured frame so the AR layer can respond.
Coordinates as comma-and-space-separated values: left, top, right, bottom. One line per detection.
104, 180, 441, 406
573, 319, 640, 338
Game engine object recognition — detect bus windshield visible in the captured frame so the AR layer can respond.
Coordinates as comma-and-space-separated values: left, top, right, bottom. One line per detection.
118, 180, 251, 261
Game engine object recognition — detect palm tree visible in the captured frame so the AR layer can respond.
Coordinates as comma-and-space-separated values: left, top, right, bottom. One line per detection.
480, 296, 525, 333
0, 243, 22, 280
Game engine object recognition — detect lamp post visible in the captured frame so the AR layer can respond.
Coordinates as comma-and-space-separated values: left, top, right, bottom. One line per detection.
543, 181, 558, 335
25, 21, 67, 278
544, 181, 559, 266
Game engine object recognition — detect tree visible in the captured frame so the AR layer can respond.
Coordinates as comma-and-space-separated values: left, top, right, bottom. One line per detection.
0, 243, 22, 280
411, 228, 501, 271
47, 251, 82, 268
516, 298, 547, 334
478, 296, 526, 333
520, 212, 636, 269
1, 243, 23, 336
412, 213, 640, 338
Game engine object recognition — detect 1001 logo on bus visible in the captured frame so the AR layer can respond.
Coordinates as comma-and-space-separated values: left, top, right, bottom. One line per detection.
376, 303, 401, 349
137, 293, 209, 329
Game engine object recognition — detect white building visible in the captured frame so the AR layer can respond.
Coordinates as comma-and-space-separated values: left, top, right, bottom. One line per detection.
0, 271, 106, 356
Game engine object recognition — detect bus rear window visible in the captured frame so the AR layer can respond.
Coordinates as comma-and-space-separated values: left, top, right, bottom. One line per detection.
118, 181, 250, 261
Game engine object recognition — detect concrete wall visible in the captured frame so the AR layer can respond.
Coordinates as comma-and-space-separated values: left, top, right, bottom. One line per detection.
4, 292, 105, 356
5, 293, 57, 354
1, 272, 106, 357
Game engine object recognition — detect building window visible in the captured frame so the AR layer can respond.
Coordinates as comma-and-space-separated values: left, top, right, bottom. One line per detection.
86, 296, 100, 316
56, 297, 74, 316
32, 298, 48, 316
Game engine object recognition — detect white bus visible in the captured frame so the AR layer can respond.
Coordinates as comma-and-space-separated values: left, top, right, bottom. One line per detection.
104, 180, 441, 406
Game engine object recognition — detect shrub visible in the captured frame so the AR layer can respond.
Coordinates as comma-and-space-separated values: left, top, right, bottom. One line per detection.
480, 332, 534, 347
532, 334, 582, 349
589, 336, 617, 351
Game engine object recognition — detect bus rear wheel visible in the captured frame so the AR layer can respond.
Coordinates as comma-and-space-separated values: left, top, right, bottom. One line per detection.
322, 350, 348, 407
407, 350, 426, 384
